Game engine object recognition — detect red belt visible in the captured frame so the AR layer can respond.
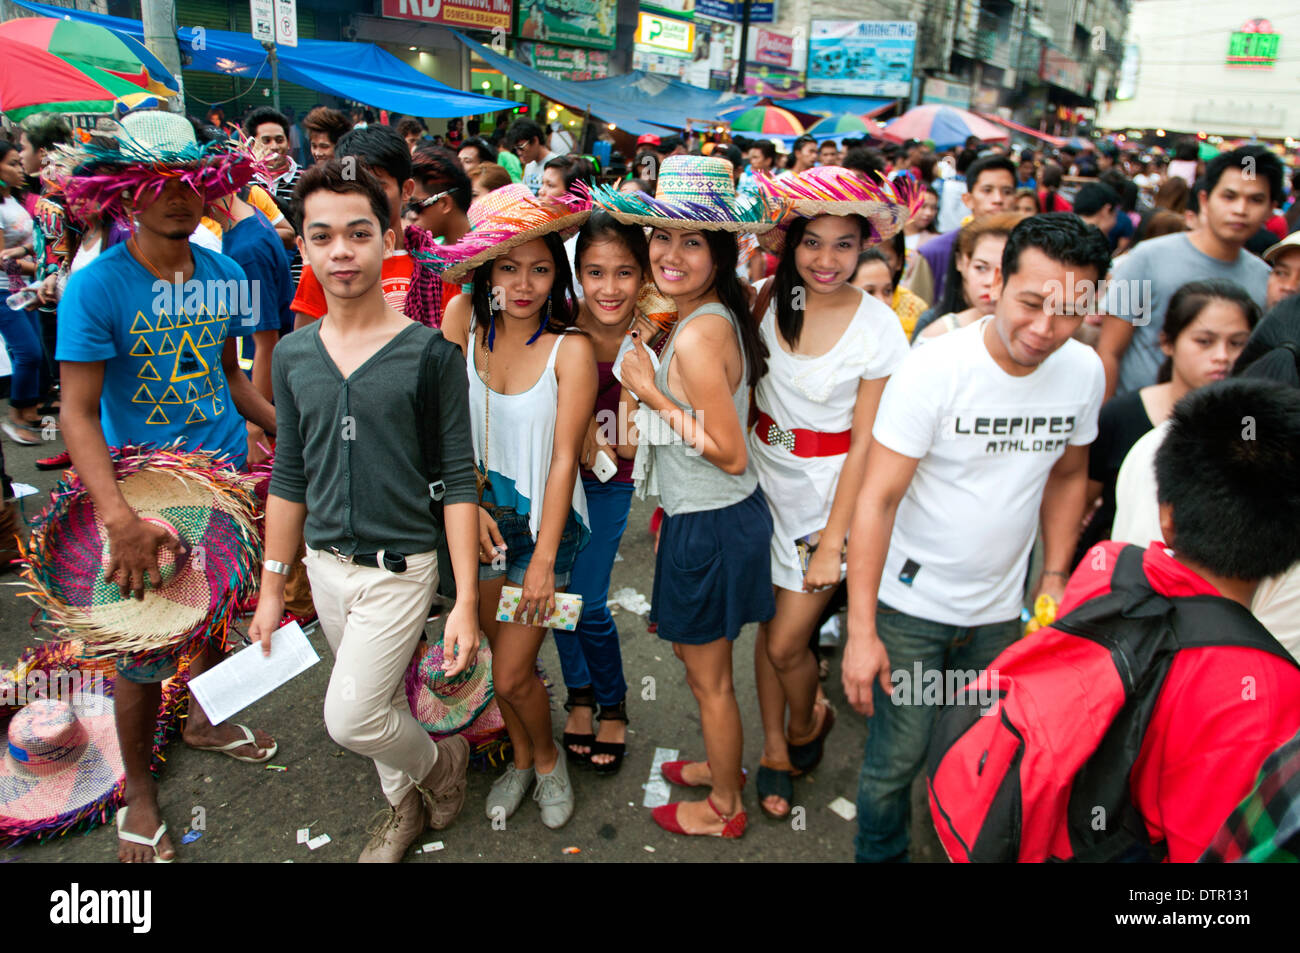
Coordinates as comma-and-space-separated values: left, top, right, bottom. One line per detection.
754, 410, 852, 458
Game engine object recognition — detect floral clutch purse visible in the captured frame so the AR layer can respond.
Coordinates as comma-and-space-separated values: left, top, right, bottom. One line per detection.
495, 586, 584, 631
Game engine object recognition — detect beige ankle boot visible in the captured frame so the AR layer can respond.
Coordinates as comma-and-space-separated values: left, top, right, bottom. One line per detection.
358, 786, 427, 863
416, 735, 470, 830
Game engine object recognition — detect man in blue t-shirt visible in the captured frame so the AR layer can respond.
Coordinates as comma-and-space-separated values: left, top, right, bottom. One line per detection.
58, 157, 278, 862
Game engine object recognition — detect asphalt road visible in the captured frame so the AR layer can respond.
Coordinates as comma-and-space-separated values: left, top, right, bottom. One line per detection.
1, 433, 945, 864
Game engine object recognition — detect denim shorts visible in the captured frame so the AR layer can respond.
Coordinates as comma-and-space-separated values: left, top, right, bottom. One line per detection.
479, 504, 582, 589
116, 645, 184, 685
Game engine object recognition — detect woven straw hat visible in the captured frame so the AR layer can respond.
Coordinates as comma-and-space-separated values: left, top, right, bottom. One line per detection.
593, 154, 788, 234
0, 697, 122, 842
20, 448, 261, 664
756, 166, 922, 254
418, 182, 592, 284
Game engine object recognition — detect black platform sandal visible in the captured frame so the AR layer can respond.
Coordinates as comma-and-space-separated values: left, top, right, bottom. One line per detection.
562, 687, 596, 765
591, 699, 628, 776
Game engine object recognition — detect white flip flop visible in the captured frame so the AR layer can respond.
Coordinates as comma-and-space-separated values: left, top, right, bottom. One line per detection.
116, 806, 174, 863
191, 724, 278, 763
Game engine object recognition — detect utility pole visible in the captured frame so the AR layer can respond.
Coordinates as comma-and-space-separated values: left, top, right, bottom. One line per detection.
140, 0, 186, 111
734, 0, 752, 95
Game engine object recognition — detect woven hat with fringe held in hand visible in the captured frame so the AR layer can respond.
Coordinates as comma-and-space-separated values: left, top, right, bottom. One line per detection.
755, 166, 923, 253
51, 109, 266, 228
414, 182, 592, 285
593, 154, 789, 233
18, 446, 262, 667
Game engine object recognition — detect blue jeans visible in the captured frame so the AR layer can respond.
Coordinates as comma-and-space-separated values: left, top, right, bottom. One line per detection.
0, 304, 46, 407
553, 478, 632, 706
854, 602, 1019, 863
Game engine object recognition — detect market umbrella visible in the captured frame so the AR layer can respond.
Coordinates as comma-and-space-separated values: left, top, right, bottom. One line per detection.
729, 105, 806, 137
0, 18, 177, 121
881, 105, 1008, 151
808, 114, 873, 137
1065, 136, 1094, 151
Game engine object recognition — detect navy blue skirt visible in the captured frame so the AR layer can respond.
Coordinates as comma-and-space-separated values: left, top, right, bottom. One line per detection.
649, 488, 776, 644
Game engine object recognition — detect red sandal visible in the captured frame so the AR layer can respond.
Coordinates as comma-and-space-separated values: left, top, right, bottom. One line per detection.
652, 796, 747, 838
660, 760, 748, 788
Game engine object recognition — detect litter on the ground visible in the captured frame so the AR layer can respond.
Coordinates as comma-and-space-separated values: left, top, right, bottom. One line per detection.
306, 833, 331, 850
297, 828, 310, 844
829, 797, 857, 821
643, 845, 655, 853
608, 587, 651, 615
421, 841, 444, 853
10, 483, 36, 499
181, 830, 202, 844
265, 764, 287, 771
562, 846, 581, 854
643, 746, 679, 808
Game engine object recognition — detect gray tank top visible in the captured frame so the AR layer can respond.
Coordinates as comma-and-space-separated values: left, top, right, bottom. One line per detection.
651, 301, 757, 516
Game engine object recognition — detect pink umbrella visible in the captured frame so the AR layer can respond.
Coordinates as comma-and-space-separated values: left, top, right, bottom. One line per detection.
881, 105, 1009, 151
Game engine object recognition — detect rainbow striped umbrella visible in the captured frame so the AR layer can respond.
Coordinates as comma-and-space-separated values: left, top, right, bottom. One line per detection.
0, 17, 178, 121
729, 105, 806, 137
882, 105, 1008, 151
808, 114, 873, 137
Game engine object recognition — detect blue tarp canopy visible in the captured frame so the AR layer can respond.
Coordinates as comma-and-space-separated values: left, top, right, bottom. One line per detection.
15, 0, 513, 117
453, 31, 760, 136
780, 95, 895, 118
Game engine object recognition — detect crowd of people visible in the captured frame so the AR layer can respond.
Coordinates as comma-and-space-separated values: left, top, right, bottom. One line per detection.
0, 100, 1298, 865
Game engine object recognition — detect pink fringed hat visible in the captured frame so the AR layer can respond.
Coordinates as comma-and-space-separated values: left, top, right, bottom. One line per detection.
18, 446, 262, 666
594, 154, 787, 234
756, 166, 922, 253
52, 109, 265, 228
417, 182, 592, 284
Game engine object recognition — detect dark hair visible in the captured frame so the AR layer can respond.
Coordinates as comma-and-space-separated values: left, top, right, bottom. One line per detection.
1154, 176, 1189, 213
469, 230, 578, 347
543, 154, 596, 192
1156, 378, 1300, 580
303, 106, 349, 143
763, 215, 867, 351
337, 124, 412, 184
749, 140, 777, 164
842, 146, 886, 180
1187, 177, 1205, 216
458, 137, 495, 164
397, 118, 426, 139
1001, 212, 1110, 283
293, 159, 391, 236
242, 106, 289, 139
853, 248, 893, 290
505, 118, 544, 149
716, 143, 743, 172
1203, 145, 1284, 204
1156, 280, 1261, 383
1234, 294, 1300, 387
965, 154, 1016, 191
886, 231, 907, 286
682, 229, 766, 384
784, 135, 816, 169
1173, 139, 1199, 162
574, 209, 650, 279
1142, 209, 1189, 243
19, 113, 71, 152
915, 153, 936, 182
1014, 187, 1041, 213
411, 145, 472, 213
655, 135, 683, 156
1073, 183, 1121, 217
955, 148, 980, 175
1099, 169, 1138, 213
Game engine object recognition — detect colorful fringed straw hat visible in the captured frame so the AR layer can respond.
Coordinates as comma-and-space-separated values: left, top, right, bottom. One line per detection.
594, 154, 787, 234
0, 640, 194, 846
19, 446, 262, 666
0, 697, 123, 845
52, 109, 264, 228
417, 182, 592, 284
404, 639, 495, 738
756, 166, 922, 253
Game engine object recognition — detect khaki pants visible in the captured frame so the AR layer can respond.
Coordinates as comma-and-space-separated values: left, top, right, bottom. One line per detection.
283, 540, 316, 618
304, 546, 440, 805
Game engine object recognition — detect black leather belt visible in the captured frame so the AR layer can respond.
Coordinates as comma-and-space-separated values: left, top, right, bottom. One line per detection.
328, 548, 408, 573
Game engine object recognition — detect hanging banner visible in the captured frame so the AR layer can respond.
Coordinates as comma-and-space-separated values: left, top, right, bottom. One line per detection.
516, 0, 617, 51
695, 0, 774, 24
742, 67, 804, 99
381, 0, 513, 32
518, 40, 611, 79
807, 20, 915, 97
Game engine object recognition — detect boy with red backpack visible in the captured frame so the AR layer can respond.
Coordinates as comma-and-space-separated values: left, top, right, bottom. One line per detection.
928, 378, 1300, 862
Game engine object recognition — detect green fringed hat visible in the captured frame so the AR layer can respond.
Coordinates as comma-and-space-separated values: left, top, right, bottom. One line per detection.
594, 155, 787, 234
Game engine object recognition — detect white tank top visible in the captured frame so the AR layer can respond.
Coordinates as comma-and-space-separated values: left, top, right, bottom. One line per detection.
466, 319, 589, 543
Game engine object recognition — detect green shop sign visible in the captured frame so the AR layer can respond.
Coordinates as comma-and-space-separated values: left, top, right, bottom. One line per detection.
517, 0, 617, 50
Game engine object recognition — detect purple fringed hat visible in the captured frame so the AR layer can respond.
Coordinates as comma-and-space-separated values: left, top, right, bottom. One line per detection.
51, 109, 265, 229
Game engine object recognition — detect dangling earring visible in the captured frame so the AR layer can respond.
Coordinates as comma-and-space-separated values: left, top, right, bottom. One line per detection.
526, 293, 549, 346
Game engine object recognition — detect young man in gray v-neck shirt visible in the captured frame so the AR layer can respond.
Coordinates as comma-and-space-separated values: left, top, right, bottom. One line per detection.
249, 160, 482, 863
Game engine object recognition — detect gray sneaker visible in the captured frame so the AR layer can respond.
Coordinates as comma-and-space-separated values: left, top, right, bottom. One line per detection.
533, 752, 575, 829
486, 763, 534, 822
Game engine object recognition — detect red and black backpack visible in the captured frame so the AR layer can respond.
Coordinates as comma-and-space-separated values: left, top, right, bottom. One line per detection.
926, 545, 1299, 863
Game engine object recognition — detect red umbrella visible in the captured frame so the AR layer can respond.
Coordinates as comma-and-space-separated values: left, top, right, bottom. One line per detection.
881, 105, 1008, 151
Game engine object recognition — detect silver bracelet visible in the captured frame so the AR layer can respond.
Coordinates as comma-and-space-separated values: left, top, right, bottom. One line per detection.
264, 559, 292, 576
